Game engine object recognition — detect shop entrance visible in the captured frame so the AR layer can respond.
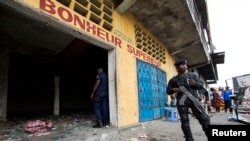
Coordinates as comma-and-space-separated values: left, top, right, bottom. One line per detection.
0, 4, 111, 120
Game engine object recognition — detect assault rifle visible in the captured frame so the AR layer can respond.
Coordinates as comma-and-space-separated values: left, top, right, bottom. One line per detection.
179, 86, 210, 119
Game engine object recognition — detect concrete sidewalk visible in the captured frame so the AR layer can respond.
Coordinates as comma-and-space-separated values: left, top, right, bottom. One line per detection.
2, 112, 248, 141
52, 112, 247, 141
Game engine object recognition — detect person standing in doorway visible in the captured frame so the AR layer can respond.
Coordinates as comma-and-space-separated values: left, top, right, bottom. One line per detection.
166, 59, 210, 141
222, 86, 233, 114
90, 67, 109, 128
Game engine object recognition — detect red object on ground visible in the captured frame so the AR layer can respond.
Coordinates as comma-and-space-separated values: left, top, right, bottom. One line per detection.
24, 120, 52, 134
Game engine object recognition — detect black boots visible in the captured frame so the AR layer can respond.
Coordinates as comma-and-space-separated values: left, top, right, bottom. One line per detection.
93, 120, 102, 128
93, 120, 109, 128
102, 120, 110, 126
102, 120, 107, 126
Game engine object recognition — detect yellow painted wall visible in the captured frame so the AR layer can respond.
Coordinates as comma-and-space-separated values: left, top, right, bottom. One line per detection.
110, 11, 139, 126
17, 0, 177, 127
112, 11, 178, 126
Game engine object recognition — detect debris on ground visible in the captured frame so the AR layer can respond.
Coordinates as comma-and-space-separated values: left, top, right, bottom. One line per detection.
24, 120, 52, 134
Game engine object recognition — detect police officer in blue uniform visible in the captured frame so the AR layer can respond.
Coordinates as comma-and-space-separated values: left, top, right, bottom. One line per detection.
167, 59, 210, 141
90, 67, 109, 128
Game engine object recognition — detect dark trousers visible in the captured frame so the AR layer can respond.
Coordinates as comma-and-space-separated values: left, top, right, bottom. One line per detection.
215, 106, 220, 112
94, 90, 109, 122
177, 98, 210, 141
207, 105, 211, 112
224, 100, 232, 113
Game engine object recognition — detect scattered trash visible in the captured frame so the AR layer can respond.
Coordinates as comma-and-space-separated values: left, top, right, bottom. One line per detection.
36, 132, 50, 136
28, 132, 50, 137
100, 133, 108, 140
51, 127, 57, 131
93, 129, 97, 135
0, 113, 97, 141
129, 137, 139, 141
24, 120, 53, 135
138, 133, 147, 138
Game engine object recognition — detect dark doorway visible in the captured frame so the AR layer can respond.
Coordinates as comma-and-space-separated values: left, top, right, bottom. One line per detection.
57, 45, 108, 114
7, 52, 55, 118
7, 44, 108, 118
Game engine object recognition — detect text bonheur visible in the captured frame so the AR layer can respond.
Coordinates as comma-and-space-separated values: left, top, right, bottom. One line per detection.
212, 129, 246, 136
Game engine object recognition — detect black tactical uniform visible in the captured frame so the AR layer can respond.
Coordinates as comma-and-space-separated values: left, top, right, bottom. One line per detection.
167, 59, 210, 141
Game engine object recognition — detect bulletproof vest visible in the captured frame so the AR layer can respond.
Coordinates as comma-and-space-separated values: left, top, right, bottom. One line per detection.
175, 73, 199, 99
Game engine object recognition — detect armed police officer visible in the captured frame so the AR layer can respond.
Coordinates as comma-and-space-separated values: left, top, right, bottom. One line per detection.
167, 59, 210, 141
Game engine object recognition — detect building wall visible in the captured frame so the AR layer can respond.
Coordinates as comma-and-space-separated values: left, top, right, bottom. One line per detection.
5, 0, 177, 127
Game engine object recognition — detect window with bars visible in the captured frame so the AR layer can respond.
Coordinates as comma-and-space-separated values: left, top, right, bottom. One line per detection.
135, 25, 166, 64
57, 0, 114, 31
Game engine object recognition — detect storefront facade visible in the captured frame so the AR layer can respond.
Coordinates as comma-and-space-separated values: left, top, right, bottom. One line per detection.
0, 0, 221, 128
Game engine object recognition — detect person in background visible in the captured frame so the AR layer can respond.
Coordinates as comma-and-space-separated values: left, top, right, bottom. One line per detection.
203, 89, 211, 113
200, 93, 206, 109
90, 67, 109, 128
222, 86, 233, 114
218, 87, 224, 101
166, 59, 210, 141
170, 94, 177, 107
210, 88, 221, 112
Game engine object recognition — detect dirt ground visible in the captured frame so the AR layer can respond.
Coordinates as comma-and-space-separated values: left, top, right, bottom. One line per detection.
0, 112, 249, 141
